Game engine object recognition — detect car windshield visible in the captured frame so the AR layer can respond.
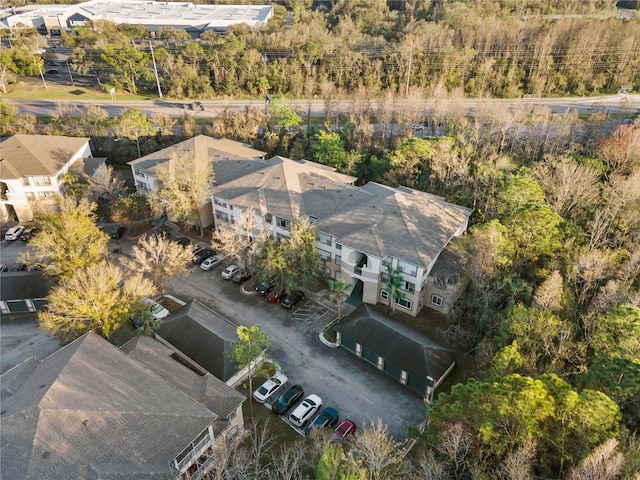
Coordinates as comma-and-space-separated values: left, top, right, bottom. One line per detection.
150, 303, 163, 314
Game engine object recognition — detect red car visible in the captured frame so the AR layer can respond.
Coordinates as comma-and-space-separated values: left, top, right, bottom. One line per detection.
266, 290, 286, 303
332, 420, 357, 443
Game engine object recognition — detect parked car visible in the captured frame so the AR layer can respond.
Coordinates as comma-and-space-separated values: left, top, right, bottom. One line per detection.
272, 384, 304, 415
200, 254, 225, 271
289, 394, 322, 428
20, 227, 40, 242
132, 297, 170, 328
109, 225, 126, 239
266, 290, 287, 303
8, 262, 27, 272
232, 269, 251, 284
306, 407, 339, 433
252, 372, 288, 403
5, 226, 25, 241
192, 248, 215, 264
221, 264, 240, 280
256, 279, 276, 295
332, 420, 357, 442
176, 237, 191, 247
282, 290, 305, 309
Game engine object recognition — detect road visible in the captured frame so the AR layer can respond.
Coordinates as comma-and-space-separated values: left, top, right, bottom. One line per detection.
4, 94, 640, 118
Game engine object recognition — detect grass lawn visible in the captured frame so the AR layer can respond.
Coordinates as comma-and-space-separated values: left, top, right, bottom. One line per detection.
2, 77, 158, 101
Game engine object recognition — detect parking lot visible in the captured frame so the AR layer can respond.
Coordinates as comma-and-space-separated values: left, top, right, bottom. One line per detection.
0, 231, 428, 441
166, 254, 428, 441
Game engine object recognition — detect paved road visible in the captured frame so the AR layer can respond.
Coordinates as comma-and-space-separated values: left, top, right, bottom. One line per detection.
5, 94, 640, 118
165, 264, 428, 442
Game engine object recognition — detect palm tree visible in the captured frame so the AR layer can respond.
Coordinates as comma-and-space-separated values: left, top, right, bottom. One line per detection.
328, 278, 352, 320
385, 264, 405, 314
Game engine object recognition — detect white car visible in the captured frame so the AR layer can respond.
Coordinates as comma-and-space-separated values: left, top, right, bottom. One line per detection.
221, 264, 240, 280
143, 297, 170, 319
252, 372, 288, 403
200, 254, 225, 271
289, 394, 322, 428
5, 226, 25, 241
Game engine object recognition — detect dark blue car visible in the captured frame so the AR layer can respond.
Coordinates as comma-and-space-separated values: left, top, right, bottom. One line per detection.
272, 384, 304, 415
306, 407, 339, 433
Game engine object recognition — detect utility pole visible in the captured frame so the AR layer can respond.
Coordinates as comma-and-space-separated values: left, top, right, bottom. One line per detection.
405, 38, 413, 97
65, 59, 75, 87
37, 62, 47, 89
149, 40, 163, 99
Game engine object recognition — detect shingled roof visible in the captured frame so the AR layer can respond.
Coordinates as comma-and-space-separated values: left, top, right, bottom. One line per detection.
128, 135, 267, 186
121, 335, 245, 430
335, 304, 457, 388
0, 332, 218, 480
157, 300, 239, 382
0, 134, 89, 179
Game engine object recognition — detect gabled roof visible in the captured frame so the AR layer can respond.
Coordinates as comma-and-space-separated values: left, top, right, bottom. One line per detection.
122, 335, 245, 427
0, 332, 218, 480
335, 304, 457, 386
128, 135, 267, 185
0, 134, 89, 179
157, 299, 239, 382
317, 183, 473, 267
211, 155, 358, 219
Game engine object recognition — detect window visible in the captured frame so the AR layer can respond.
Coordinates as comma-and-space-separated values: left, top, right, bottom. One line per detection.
318, 249, 331, 261
33, 177, 52, 186
431, 295, 443, 307
38, 191, 55, 199
226, 425, 239, 442
276, 217, 289, 229
335, 271, 341, 280
382, 256, 392, 268
335, 255, 342, 266
213, 196, 227, 207
265, 213, 273, 224
380, 290, 388, 300
21, 177, 30, 186
134, 168, 145, 177
318, 231, 332, 245
403, 281, 415, 293
397, 260, 417, 277
137, 181, 149, 191
395, 297, 413, 310
335, 243, 342, 251
216, 210, 229, 222
381, 271, 389, 283
418, 296, 424, 307
421, 281, 427, 291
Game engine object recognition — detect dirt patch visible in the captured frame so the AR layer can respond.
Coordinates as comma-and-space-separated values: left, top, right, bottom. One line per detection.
127, 221, 155, 237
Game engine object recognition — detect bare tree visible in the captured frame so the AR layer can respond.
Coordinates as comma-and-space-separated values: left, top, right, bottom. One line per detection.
532, 270, 564, 313
84, 164, 127, 204
212, 207, 271, 274
436, 422, 474, 480
499, 440, 537, 480
150, 149, 215, 235
568, 438, 624, 480
348, 419, 406, 480
122, 233, 193, 295
267, 443, 307, 480
410, 449, 448, 480
571, 247, 614, 308
533, 156, 600, 218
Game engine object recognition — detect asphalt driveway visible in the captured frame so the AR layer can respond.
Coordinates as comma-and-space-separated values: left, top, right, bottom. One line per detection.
165, 264, 428, 441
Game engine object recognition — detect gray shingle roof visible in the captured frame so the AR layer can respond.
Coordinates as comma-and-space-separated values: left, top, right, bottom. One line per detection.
122, 335, 245, 422
211, 156, 359, 219
0, 271, 53, 301
156, 300, 239, 382
0, 332, 218, 480
128, 135, 267, 185
335, 304, 457, 386
0, 134, 90, 179
317, 183, 473, 267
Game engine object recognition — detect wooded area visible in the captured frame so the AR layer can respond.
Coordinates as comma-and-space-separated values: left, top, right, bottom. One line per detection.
2, 1, 639, 478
